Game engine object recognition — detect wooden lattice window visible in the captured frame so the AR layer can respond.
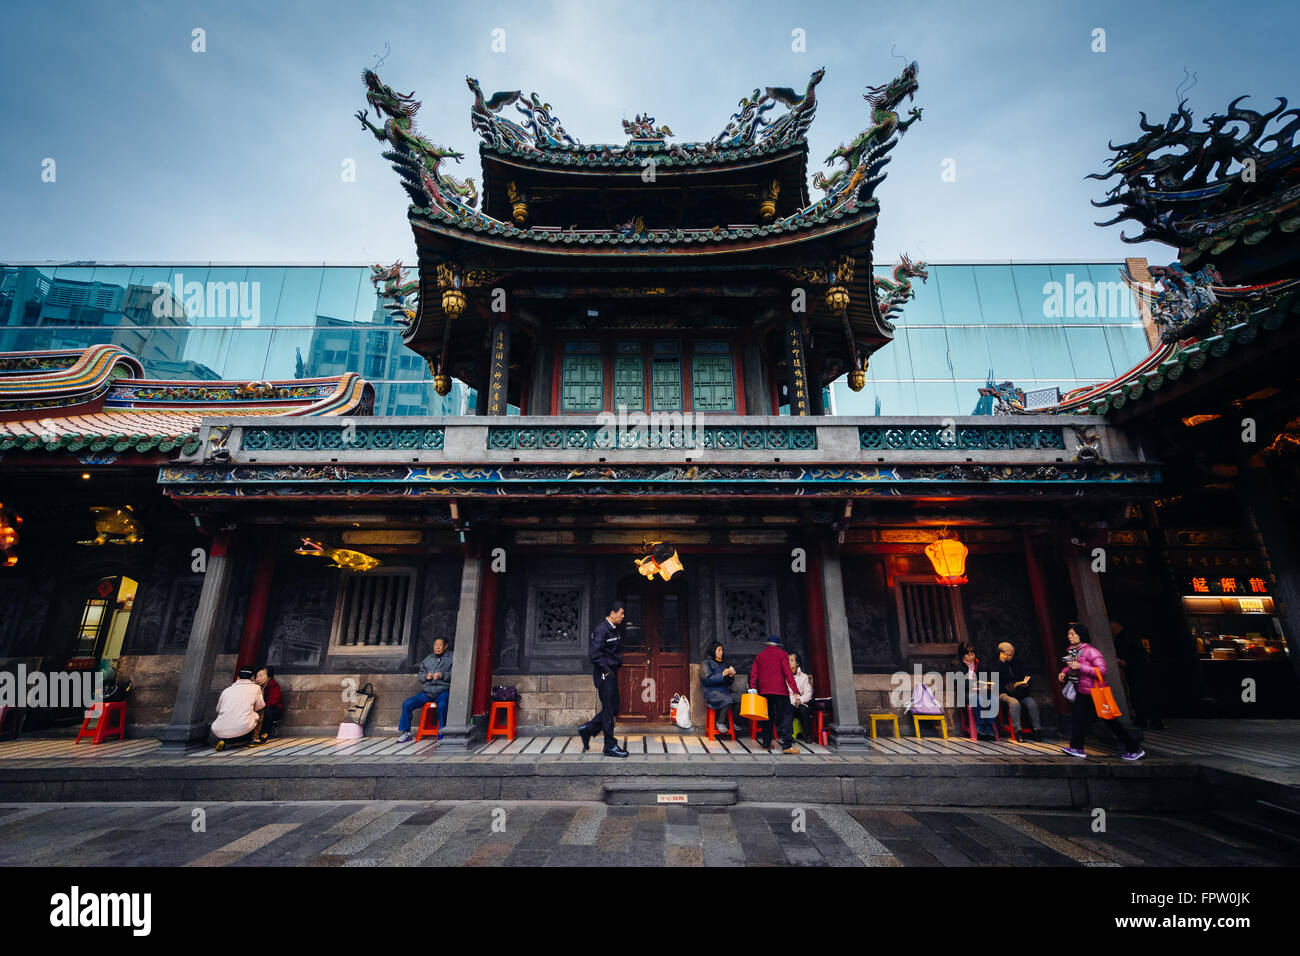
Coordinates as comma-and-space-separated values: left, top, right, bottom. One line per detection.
651, 358, 682, 411
329, 568, 417, 655
560, 356, 603, 411
613, 357, 645, 411
691, 355, 735, 411
895, 576, 967, 656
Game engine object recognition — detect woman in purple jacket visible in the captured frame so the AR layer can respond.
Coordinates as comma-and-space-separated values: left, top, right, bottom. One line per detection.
1059, 622, 1145, 760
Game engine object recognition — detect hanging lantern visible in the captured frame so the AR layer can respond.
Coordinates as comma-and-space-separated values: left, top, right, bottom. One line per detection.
634, 541, 684, 581
824, 285, 850, 315
924, 532, 968, 586
848, 369, 866, 391
758, 179, 780, 222
0, 503, 21, 568
433, 374, 452, 396
507, 181, 529, 226
441, 288, 466, 320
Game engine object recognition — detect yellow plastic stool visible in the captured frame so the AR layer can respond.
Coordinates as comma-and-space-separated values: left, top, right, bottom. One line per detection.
868, 713, 900, 739
912, 713, 948, 739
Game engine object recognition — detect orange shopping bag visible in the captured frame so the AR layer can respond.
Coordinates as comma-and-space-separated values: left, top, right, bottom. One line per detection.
1089, 672, 1122, 720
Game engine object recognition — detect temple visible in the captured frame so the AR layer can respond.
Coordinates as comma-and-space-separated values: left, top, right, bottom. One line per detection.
0, 68, 1297, 752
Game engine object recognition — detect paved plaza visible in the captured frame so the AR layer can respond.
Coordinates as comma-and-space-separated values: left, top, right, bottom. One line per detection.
0, 799, 1295, 867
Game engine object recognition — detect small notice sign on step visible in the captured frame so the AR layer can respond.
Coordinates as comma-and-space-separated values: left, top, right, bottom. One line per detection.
657, 794, 688, 804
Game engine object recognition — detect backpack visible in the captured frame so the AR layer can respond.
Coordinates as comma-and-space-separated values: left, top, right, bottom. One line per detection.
344, 682, 376, 726
909, 680, 943, 715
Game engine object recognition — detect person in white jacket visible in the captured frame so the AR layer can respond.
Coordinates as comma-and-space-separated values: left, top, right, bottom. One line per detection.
787, 652, 815, 742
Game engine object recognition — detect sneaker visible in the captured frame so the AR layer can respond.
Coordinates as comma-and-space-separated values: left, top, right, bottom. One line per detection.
396, 732, 413, 743
782, 747, 799, 755
1121, 750, 1146, 761
1060, 747, 1087, 758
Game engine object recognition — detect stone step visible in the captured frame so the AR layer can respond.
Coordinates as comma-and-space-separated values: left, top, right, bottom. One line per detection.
603, 779, 739, 806
1210, 802, 1300, 853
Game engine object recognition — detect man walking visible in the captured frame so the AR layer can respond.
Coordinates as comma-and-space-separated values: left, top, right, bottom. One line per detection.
749, 635, 801, 753
579, 601, 628, 757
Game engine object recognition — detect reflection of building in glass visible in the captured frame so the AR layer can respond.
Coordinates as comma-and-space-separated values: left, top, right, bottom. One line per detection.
300, 300, 461, 416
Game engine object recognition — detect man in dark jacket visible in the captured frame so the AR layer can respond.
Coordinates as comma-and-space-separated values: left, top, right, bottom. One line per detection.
996, 642, 1041, 739
748, 635, 801, 753
397, 637, 453, 742
579, 601, 628, 757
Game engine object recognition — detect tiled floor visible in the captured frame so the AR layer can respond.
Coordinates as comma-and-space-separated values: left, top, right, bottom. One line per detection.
0, 799, 1293, 867
0, 719, 1296, 769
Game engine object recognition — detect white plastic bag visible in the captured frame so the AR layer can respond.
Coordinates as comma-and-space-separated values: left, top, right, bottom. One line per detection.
671, 693, 692, 729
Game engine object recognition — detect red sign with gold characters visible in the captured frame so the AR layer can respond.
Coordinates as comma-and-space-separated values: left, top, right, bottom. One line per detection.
1185, 575, 1268, 595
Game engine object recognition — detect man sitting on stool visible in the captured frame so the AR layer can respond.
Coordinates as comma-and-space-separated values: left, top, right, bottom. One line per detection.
997, 641, 1042, 740
396, 637, 453, 743
211, 666, 266, 752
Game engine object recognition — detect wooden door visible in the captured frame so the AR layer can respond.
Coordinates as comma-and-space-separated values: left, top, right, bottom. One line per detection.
617, 577, 690, 721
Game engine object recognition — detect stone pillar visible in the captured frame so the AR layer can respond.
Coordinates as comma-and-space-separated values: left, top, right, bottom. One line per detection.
485, 320, 511, 416
438, 554, 483, 751
1065, 542, 1132, 717
820, 543, 867, 750
784, 318, 812, 417
1239, 460, 1300, 681
160, 531, 235, 747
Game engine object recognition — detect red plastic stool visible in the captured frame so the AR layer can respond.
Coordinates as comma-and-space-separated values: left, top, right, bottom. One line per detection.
706, 708, 736, 741
959, 706, 1001, 742
998, 701, 1020, 742
75, 700, 126, 744
488, 701, 517, 742
815, 710, 828, 747
414, 702, 439, 741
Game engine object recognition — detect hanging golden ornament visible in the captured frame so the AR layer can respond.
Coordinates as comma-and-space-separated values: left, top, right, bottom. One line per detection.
759, 179, 780, 222
433, 374, 452, 396
507, 181, 528, 226
441, 288, 466, 320
848, 369, 866, 391
824, 285, 850, 315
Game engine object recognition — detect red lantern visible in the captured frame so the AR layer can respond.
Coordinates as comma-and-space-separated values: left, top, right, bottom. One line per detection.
925, 534, 968, 586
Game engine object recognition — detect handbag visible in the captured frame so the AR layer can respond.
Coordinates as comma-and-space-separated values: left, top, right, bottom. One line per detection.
1089, 672, 1122, 720
345, 682, 376, 726
739, 690, 768, 721
1062, 679, 1077, 702
491, 685, 519, 704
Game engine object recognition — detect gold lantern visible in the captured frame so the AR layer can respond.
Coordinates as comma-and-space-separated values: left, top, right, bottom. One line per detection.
441, 288, 466, 320
507, 181, 528, 226
634, 541, 684, 581
924, 532, 969, 586
433, 374, 452, 396
824, 285, 850, 315
759, 179, 780, 222
0, 503, 20, 568
848, 369, 866, 392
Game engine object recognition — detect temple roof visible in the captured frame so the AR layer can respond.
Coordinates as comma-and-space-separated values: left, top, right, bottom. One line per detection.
0, 345, 373, 458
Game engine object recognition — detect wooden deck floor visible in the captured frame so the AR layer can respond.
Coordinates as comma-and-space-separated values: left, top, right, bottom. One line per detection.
0, 719, 1295, 769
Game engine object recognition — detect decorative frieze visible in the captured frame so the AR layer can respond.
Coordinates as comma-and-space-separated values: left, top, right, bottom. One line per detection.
241, 426, 445, 452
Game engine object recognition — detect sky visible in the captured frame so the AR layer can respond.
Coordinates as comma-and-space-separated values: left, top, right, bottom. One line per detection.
0, 0, 1296, 266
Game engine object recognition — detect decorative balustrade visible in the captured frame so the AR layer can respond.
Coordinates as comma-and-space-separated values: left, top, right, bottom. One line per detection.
241, 425, 445, 452
486, 424, 817, 451
858, 425, 1065, 452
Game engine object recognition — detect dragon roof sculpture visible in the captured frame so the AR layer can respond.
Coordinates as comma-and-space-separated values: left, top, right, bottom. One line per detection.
1088, 94, 1300, 277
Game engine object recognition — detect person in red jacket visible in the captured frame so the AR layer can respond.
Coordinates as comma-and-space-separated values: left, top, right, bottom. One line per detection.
255, 666, 283, 743
748, 635, 801, 753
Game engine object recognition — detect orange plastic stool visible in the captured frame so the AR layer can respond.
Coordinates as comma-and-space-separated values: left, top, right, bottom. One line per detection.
706, 708, 736, 741
75, 700, 126, 744
488, 701, 517, 742
414, 702, 440, 741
